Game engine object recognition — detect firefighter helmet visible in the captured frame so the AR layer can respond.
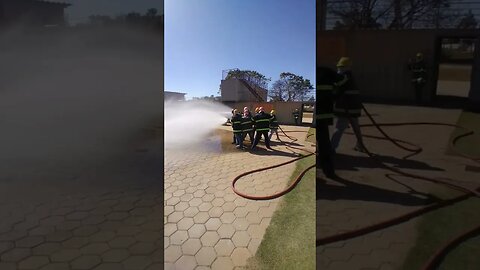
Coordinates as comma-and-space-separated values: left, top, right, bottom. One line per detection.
337, 57, 351, 67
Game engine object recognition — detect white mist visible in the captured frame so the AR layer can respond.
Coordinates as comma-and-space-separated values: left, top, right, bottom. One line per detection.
164, 100, 231, 150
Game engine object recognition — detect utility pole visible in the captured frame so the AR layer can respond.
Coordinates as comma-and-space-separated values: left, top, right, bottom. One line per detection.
317, 0, 327, 31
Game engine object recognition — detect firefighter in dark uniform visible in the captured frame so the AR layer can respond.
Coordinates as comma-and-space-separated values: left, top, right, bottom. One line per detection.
241, 107, 255, 144
292, 109, 300, 125
330, 57, 365, 152
316, 66, 336, 179
231, 109, 244, 149
269, 110, 280, 141
251, 107, 272, 150
408, 52, 427, 104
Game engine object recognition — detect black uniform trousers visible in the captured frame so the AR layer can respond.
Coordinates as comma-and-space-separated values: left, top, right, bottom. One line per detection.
316, 123, 335, 177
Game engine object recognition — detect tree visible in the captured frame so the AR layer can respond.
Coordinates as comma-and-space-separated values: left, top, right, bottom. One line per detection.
329, 0, 455, 30
225, 69, 270, 89
268, 72, 313, 102
457, 10, 478, 29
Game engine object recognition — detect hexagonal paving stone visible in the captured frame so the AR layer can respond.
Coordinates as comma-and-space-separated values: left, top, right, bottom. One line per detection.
164, 245, 182, 263
62, 237, 89, 249
219, 212, 236, 224
106, 212, 129, 221
108, 237, 136, 248
211, 256, 234, 270
198, 203, 212, 212
135, 231, 162, 243
129, 242, 156, 255
1, 248, 31, 262
232, 231, 250, 247
73, 226, 99, 237
81, 243, 110, 255
170, 230, 189, 245
205, 218, 221, 231
38, 263, 70, 270
46, 231, 73, 242
33, 242, 62, 255
193, 212, 209, 224
214, 239, 235, 256
71, 255, 102, 270
29, 226, 55, 236
217, 224, 235, 239
200, 231, 220, 247
187, 224, 206, 239
0, 241, 14, 254
66, 212, 89, 221
51, 249, 81, 262
15, 236, 44, 248
102, 249, 130, 263
231, 247, 252, 267
122, 256, 152, 270
0, 262, 17, 270
232, 218, 249, 231
167, 212, 183, 223
174, 255, 196, 270
195, 246, 216, 266
89, 231, 116, 242
181, 238, 201, 255
164, 223, 177, 237
208, 207, 223, 218
177, 218, 194, 231
233, 207, 248, 218
18, 256, 49, 269
183, 207, 199, 217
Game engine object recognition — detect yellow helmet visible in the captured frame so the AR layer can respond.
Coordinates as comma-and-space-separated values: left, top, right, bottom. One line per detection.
270, 110, 275, 114
337, 57, 351, 67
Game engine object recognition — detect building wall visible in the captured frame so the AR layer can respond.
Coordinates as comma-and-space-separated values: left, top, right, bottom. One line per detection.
0, 0, 67, 26
220, 78, 268, 102
317, 29, 480, 104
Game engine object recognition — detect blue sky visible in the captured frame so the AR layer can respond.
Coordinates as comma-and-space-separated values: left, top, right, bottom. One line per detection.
165, 0, 315, 99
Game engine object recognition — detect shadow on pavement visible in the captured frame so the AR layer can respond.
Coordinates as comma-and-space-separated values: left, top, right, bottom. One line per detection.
249, 147, 300, 158
316, 175, 440, 206
334, 153, 445, 172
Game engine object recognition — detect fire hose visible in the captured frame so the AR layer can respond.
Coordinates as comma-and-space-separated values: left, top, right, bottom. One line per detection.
231, 125, 316, 200
316, 104, 480, 270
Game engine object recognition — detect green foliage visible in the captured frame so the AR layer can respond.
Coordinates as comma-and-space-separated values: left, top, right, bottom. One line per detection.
269, 72, 314, 102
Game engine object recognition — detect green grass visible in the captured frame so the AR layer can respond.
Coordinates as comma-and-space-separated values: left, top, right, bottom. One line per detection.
448, 111, 480, 157
402, 111, 480, 269
306, 127, 316, 143
402, 197, 480, 270
246, 155, 315, 270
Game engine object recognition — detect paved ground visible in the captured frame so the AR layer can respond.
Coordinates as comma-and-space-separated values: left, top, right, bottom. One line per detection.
164, 125, 314, 270
0, 127, 163, 270
316, 104, 480, 270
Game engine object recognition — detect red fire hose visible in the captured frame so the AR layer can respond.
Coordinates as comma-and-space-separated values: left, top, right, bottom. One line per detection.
231, 125, 316, 200
316, 105, 480, 270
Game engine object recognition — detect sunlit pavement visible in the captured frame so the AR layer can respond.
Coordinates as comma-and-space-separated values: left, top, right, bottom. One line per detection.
316, 104, 480, 269
164, 126, 314, 270
0, 130, 163, 270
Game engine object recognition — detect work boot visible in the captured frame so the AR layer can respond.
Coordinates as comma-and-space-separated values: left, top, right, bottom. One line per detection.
353, 145, 366, 153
